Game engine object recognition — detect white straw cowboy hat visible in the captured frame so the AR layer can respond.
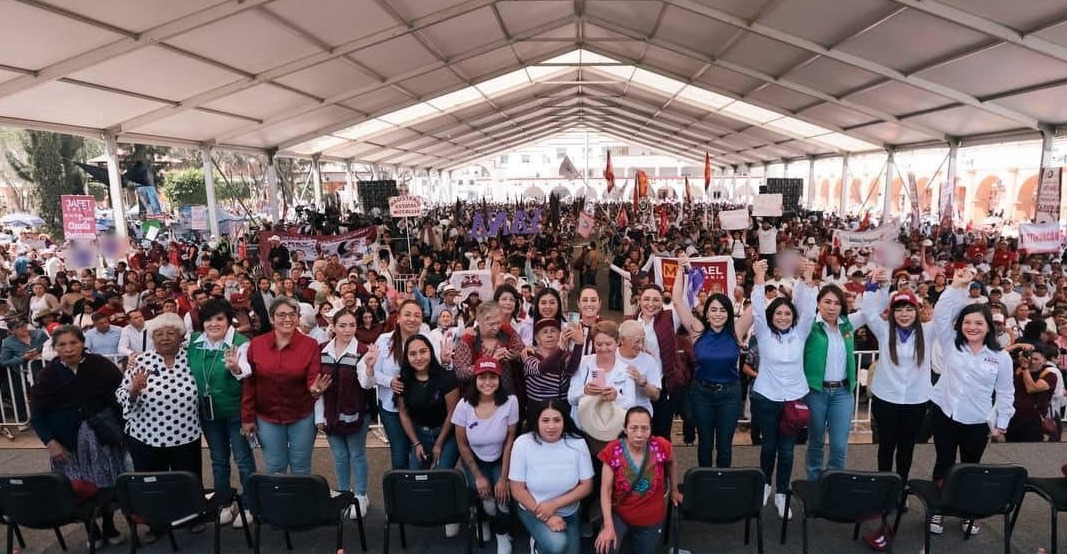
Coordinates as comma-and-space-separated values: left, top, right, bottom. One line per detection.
577, 395, 625, 442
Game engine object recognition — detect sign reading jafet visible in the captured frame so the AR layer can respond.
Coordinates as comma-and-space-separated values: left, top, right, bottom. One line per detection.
1018, 222, 1063, 253
60, 195, 96, 240
388, 195, 423, 218
1035, 167, 1062, 224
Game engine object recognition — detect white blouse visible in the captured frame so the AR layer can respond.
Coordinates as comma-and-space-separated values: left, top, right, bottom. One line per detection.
863, 287, 934, 405
930, 287, 1015, 428
750, 281, 817, 402
116, 349, 202, 448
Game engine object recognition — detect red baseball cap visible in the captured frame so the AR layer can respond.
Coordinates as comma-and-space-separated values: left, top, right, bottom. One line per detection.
473, 356, 502, 377
889, 291, 920, 307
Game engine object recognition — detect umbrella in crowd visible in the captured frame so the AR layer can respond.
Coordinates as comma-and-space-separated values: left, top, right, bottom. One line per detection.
0, 212, 44, 228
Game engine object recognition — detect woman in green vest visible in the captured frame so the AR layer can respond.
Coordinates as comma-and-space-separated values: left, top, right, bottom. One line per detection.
803, 283, 868, 481
188, 297, 256, 528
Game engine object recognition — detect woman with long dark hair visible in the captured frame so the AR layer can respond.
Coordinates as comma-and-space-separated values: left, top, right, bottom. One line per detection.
510, 399, 593, 554
358, 300, 429, 470
495, 284, 533, 346
802, 282, 868, 481
926, 267, 1014, 536
452, 356, 520, 553
749, 259, 817, 520
671, 254, 753, 467
531, 287, 565, 324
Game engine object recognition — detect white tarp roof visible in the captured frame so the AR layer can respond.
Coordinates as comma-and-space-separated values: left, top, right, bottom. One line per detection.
2, 0, 1066, 169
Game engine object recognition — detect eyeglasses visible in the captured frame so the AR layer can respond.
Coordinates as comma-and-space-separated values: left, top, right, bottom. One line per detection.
273, 311, 299, 320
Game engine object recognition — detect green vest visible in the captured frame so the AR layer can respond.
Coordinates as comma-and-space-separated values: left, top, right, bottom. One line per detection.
803, 317, 857, 392
188, 331, 250, 419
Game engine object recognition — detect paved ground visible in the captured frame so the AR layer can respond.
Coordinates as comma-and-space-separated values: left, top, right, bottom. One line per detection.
1, 441, 1064, 553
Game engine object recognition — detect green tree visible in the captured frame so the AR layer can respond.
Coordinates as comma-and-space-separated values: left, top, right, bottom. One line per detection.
5, 130, 88, 237
160, 168, 226, 206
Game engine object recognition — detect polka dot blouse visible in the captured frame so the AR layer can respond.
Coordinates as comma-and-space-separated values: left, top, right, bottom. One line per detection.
116, 349, 202, 448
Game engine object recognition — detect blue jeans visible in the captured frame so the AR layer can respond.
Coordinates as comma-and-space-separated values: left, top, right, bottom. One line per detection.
463, 458, 509, 534
689, 380, 742, 467
606, 512, 661, 554
518, 508, 581, 554
411, 424, 458, 470
750, 391, 797, 493
804, 386, 854, 480
326, 424, 370, 495
201, 414, 256, 503
379, 405, 413, 470
256, 414, 315, 475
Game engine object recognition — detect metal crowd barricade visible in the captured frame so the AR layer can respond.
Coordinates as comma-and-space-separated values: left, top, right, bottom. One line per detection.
390, 273, 421, 295
0, 363, 33, 440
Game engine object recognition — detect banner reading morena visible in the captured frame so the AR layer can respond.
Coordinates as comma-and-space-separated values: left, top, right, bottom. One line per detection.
651, 256, 736, 307
258, 227, 376, 269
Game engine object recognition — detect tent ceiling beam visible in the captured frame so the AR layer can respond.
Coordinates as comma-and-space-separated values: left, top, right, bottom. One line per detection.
113, 0, 503, 133
0, 0, 275, 99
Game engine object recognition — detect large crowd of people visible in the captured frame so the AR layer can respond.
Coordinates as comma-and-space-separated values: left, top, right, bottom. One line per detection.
0, 201, 1065, 553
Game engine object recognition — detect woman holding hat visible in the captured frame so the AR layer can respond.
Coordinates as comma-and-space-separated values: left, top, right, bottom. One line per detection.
567, 321, 635, 451
858, 268, 935, 548
594, 406, 681, 554
452, 356, 520, 553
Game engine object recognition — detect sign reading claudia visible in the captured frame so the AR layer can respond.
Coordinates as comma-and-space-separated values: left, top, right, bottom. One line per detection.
60, 195, 96, 240
388, 195, 423, 218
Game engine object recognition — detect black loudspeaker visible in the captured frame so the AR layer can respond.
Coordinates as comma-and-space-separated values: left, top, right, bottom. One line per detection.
765, 178, 803, 212
357, 180, 398, 214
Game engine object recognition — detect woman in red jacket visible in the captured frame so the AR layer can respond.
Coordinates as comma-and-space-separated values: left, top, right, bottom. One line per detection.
241, 296, 328, 474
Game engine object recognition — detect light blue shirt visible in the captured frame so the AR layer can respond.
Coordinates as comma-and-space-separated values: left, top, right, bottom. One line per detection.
84, 326, 123, 357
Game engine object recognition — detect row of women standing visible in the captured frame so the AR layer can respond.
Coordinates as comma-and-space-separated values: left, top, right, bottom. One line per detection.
672, 255, 1015, 544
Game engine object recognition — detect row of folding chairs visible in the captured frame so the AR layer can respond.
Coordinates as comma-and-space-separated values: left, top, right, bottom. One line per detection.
2, 464, 1064, 553
667, 464, 1066, 554
0, 469, 488, 554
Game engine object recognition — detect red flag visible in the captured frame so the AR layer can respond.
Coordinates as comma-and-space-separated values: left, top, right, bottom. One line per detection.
703, 152, 711, 191
633, 170, 650, 211
859, 211, 871, 231
604, 151, 615, 194
684, 176, 692, 204
616, 206, 629, 228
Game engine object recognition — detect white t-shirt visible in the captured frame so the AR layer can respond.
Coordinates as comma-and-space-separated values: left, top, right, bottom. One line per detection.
508, 433, 594, 517
451, 395, 520, 462
615, 351, 661, 414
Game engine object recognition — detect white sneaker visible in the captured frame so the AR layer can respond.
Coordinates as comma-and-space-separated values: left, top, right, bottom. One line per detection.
445, 523, 461, 538
232, 510, 253, 529
763, 484, 772, 506
495, 533, 512, 554
352, 495, 369, 520
928, 514, 943, 535
219, 505, 235, 526
961, 519, 980, 536
774, 493, 792, 520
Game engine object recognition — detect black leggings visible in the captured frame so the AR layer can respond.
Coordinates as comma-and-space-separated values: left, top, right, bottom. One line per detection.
930, 405, 989, 482
870, 396, 927, 482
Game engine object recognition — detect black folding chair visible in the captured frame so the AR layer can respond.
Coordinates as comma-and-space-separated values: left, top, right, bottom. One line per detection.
0, 473, 107, 554
780, 470, 903, 554
246, 473, 363, 553
670, 467, 766, 553
1011, 477, 1067, 554
116, 471, 250, 553
896, 463, 1027, 554
382, 469, 474, 554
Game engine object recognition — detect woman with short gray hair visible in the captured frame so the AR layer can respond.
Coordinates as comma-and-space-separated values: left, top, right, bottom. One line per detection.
116, 312, 203, 537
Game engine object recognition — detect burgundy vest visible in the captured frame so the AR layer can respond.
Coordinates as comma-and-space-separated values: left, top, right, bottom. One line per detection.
628, 310, 692, 394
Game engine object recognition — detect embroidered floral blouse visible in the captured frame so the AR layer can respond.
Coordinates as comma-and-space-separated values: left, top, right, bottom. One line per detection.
597, 435, 673, 527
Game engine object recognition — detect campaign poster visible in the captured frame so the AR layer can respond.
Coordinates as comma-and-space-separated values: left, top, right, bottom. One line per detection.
652, 256, 736, 307
60, 195, 96, 240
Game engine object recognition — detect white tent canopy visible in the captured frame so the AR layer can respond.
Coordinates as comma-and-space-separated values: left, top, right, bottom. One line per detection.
1, 0, 1065, 173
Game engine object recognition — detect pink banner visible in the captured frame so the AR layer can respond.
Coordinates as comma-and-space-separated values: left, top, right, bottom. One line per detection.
61, 195, 96, 240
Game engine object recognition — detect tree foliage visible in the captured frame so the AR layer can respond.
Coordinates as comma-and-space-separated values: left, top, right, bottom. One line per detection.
5, 130, 88, 238
160, 168, 249, 206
